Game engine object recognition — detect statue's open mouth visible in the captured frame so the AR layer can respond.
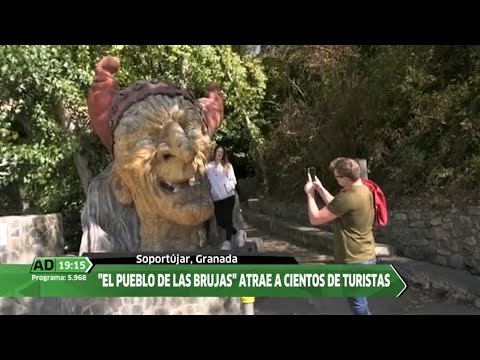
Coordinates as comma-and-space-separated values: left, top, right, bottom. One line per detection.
158, 177, 205, 195
156, 176, 212, 212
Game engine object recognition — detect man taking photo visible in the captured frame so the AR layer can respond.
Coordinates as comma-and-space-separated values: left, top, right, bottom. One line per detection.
304, 157, 376, 315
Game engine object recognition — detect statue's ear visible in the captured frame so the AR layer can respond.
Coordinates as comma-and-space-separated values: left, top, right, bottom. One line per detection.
87, 56, 120, 153
111, 173, 133, 206
197, 82, 223, 137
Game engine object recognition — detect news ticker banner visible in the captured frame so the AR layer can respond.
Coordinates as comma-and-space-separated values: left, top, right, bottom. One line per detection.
0, 254, 408, 298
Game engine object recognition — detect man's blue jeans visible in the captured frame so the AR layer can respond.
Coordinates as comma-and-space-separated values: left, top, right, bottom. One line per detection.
346, 258, 376, 315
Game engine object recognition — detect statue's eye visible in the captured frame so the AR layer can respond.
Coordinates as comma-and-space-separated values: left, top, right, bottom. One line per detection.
136, 139, 154, 148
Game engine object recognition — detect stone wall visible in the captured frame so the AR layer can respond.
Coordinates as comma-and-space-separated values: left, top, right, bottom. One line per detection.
376, 206, 480, 275
0, 213, 66, 314
0, 213, 241, 315
246, 198, 480, 275
0, 213, 65, 262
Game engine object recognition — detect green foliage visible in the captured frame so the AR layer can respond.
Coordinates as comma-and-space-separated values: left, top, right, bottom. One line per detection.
0, 45, 98, 213
0, 45, 266, 249
260, 45, 480, 201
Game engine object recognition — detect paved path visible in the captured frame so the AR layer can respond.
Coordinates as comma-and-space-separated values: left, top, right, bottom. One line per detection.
243, 223, 480, 315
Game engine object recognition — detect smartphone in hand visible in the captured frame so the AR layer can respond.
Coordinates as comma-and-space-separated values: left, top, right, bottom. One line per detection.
306, 167, 316, 179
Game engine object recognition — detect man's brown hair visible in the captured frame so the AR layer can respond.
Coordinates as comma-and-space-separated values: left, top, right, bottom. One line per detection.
329, 157, 361, 181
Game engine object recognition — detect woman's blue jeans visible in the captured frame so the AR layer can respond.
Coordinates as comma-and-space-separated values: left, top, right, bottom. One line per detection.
346, 258, 376, 315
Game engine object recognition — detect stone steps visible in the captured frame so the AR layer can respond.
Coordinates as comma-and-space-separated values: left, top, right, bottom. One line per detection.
242, 208, 396, 258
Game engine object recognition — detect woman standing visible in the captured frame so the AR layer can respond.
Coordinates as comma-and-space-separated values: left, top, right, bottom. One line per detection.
206, 145, 246, 251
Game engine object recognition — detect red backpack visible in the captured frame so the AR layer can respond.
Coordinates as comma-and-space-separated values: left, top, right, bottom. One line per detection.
361, 179, 388, 227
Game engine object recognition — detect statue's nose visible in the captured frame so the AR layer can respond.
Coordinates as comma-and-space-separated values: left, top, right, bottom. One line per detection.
166, 122, 195, 163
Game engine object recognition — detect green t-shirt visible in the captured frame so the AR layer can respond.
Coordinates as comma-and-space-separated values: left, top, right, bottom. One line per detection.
326, 184, 375, 264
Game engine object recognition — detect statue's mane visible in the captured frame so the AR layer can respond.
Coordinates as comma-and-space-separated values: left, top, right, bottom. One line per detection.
79, 162, 140, 254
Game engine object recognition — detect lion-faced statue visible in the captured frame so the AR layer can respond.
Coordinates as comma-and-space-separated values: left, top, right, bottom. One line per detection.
80, 56, 224, 253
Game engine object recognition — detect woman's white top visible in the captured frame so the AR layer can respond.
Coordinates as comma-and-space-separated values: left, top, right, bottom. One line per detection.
206, 161, 237, 201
